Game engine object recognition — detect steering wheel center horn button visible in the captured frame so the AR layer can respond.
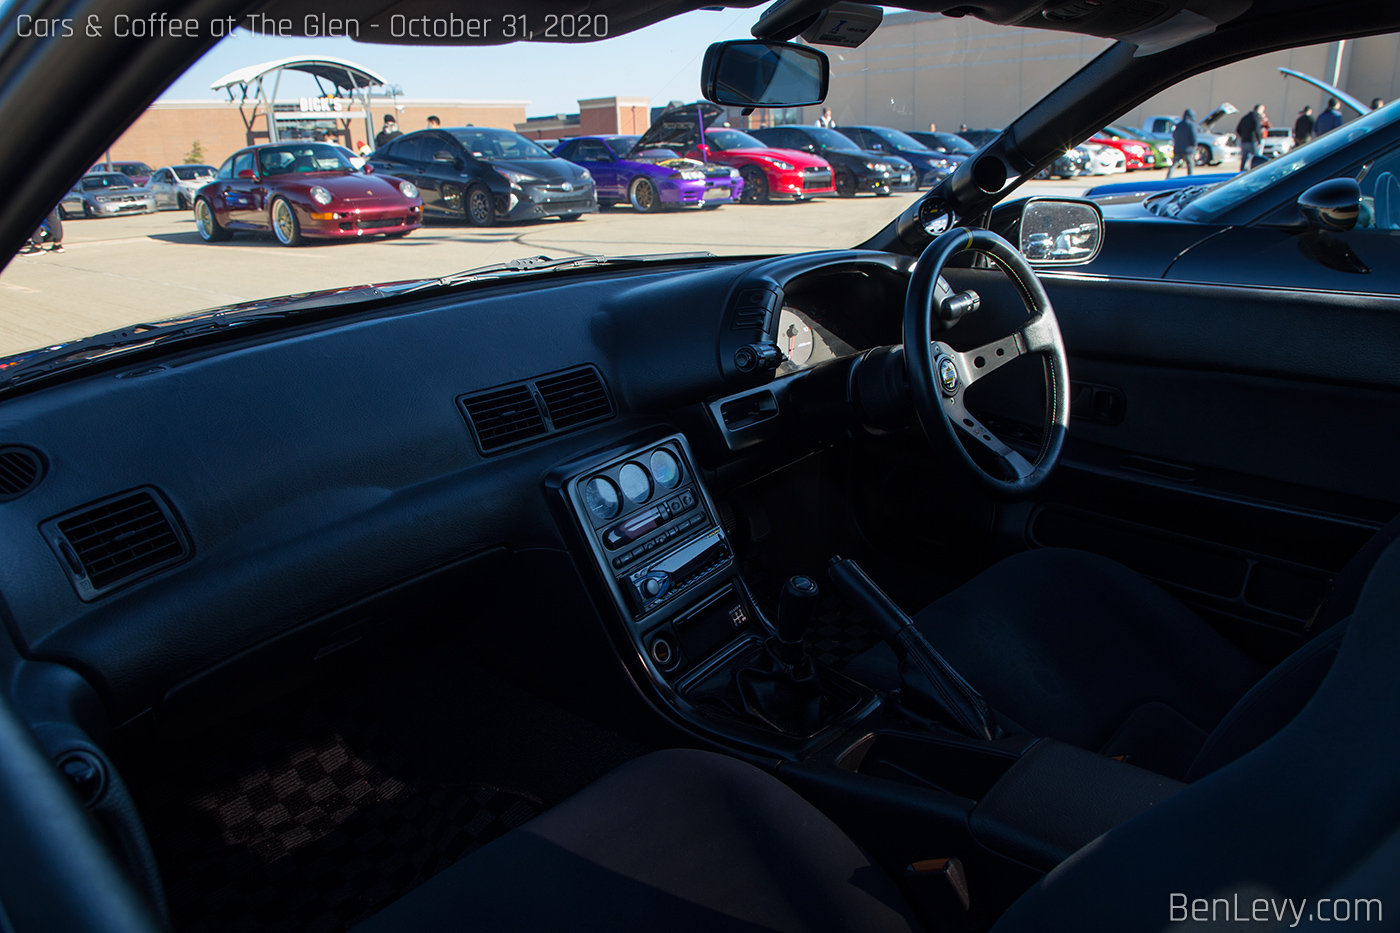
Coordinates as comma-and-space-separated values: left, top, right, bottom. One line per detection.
936, 355, 960, 395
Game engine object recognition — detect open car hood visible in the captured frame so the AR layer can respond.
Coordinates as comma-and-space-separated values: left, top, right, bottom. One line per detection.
630, 102, 725, 158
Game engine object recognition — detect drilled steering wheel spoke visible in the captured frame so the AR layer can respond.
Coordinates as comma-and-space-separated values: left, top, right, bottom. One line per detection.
954, 332, 1025, 386
940, 394, 1037, 479
1019, 314, 1058, 354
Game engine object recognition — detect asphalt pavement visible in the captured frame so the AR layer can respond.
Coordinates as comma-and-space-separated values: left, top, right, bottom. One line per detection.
0, 172, 1153, 359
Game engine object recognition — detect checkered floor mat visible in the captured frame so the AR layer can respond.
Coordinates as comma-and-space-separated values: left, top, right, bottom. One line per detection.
130, 703, 543, 933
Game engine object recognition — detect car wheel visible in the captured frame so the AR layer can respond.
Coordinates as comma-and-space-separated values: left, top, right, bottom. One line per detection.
194, 197, 232, 242
271, 197, 303, 247
875, 187, 892, 197
835, 171, 856, 198
740, 166, 769, 203
598, 200, 615, 212
1195, 144, 1212, 166
561, 213, 584, 221
57, 206, 68, 220
464, 183, 494, 226
629, 176, 660, 213
82, 203, 93, 218
177, 192, 189, 211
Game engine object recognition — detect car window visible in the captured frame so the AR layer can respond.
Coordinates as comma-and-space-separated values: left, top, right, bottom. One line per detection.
450, 128, 554, 160
231, 152, 254, 177
257, 144, 354, 175
216, 157, 233, 180
390, 136, 426, 163
1355, 143, 1400, 229
153, 170, 169, 183
1179, 109, 1391, 222
173, 165, 214, 180
704, 129, 766, 151
573, 139, 612, 161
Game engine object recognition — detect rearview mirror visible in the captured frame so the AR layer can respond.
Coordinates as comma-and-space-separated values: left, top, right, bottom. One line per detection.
701, 40, 829, 108
1297, 177, 1360, 232
1019, 198, 1103, 265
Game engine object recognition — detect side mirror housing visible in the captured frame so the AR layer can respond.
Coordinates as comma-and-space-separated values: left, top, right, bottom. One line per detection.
362, 162, 375, 174
1298, 177, 1360, 231
236, 169, 255, 180
1017, 198, 1104, 265
701, 40, 829, 107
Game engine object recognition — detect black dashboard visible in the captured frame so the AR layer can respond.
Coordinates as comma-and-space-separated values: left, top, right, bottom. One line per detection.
0, 249, 916, 727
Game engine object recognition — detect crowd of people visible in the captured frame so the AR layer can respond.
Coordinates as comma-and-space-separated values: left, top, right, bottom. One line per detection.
1165, 94, 1379, 178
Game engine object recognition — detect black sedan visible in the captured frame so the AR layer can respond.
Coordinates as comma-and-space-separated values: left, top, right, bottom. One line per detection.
838, 125, 960, 188
369, 127, 596, 226
1079, 102, 1400, 291
749, 124, 916, 197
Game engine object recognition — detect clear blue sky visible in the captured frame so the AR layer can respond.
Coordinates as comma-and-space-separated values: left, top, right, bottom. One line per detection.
161, 9, 757, 117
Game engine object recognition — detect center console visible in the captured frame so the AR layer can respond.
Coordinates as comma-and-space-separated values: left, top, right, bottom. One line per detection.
557, 432, 876, 750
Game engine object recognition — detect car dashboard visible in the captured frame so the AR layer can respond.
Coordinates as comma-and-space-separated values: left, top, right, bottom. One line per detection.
0, 249, 914, 735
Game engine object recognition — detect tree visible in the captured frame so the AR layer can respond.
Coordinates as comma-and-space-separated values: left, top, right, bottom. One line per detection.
183, 140, 205, 164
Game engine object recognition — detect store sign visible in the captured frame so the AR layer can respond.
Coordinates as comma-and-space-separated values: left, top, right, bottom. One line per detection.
298, 97, 347, 113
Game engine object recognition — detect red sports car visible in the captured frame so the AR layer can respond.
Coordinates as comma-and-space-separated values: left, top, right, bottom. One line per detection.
1088, 131, 1155, 171
193, 143, 423, 246
636, 103, 836, 203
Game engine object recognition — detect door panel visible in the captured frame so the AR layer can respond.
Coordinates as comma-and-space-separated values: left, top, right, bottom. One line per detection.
926, 267, 1400, 661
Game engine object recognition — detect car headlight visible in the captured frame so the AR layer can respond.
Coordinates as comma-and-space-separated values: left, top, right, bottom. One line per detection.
676, 170, 705, 181
398, 181, 419, 199
577, 169, 591, 180
865, 161, 888, 172
766, 158, 794, 171
497, 169, 538, 186
729, 168, 741, 179
310, 186, 333, 206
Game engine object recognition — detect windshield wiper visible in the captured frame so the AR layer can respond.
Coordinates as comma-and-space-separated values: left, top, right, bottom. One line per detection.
399, 252, 716, 293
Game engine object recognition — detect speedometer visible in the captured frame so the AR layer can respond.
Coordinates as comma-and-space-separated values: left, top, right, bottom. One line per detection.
778, 307, 814, 366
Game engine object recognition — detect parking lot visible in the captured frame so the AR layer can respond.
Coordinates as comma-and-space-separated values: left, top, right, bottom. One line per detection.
0, 172, 1152, 358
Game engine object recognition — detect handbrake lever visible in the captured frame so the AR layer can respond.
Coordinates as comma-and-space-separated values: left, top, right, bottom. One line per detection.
828, 556, 999, 740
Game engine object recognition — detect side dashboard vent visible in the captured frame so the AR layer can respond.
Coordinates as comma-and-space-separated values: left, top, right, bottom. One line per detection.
537, 367, 613, 429
41, 488, 191, 601
0, 446, 44, 500
458, 365, 614, 455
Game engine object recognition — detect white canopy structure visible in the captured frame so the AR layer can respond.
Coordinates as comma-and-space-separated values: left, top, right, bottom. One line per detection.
210, 56, 391, 147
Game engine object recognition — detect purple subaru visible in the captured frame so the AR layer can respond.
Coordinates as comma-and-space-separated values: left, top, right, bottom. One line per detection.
552, 135, 743, 212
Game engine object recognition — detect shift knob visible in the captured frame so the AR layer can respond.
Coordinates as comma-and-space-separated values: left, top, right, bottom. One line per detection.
777, 575, 820, 645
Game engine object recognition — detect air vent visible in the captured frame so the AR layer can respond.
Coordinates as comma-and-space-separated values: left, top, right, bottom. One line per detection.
537, 367, 613, 429
458, 365, 614, 456
0, 446, 44, 500
41, 488, 191, 601
460, 384, 547, 452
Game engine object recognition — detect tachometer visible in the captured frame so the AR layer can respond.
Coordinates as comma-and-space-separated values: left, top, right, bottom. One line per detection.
778, 307, 814, 366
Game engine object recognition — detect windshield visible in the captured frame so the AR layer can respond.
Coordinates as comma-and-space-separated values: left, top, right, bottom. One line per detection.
81, 174, 132, 189
0, 9, 1106, 363
864, 127, 931, 152
450, 128, 554, 160
926, 132, 977, 155
1179, 105, 1395, 221
257, 144, 355, 175
804, 127, 863, 150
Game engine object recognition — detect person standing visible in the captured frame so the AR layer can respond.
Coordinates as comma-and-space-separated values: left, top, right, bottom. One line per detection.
375, 114, 402, 149
1314, 98, 1344, 135
426, 115, 441, 128
1165, 108, 1199, 179
814, 108, 833, 128
1235, 104, 1265, 171
20, 207, 63, 254
1294, 105, 1314, 145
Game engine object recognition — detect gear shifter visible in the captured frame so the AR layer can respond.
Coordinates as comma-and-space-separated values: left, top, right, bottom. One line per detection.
773, 575, 820, 665
828, 556, 999, 740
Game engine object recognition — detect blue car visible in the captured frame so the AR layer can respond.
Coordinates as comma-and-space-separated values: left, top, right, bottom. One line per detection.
553, 135, 742, 212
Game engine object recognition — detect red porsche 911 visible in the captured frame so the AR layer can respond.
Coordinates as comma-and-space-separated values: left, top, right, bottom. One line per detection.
193, 143, 423, 246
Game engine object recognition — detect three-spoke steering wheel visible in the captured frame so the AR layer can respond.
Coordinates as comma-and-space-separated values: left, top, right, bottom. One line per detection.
904, 228, 1071, 498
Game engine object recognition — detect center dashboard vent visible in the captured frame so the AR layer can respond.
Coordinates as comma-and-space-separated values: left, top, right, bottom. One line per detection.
41, 488, 191, 601
459, 365, 614, 455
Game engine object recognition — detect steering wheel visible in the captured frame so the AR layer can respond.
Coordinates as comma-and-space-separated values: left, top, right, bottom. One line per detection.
904, 227, 1071, 499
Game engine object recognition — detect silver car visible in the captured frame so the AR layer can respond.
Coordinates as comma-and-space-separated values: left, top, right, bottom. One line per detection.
1143, 105, 1242, 166
62, 172, 157, 217
147, 164, 217, 210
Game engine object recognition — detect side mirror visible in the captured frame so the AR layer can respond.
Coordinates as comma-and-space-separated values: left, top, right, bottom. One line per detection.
362, 162, 375, 174
433, 150, 456, 164
1297, 177, 1360, 232
236, 169, 255, 180
1019, 198, 1103, 265
701, 40, 829, 107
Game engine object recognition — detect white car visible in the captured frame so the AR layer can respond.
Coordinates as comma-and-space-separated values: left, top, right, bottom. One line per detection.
1260, 126, 1294, 158
146, 164, 217, 211
1143, 105, 1242, 165
1084, 142, 1127, 175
